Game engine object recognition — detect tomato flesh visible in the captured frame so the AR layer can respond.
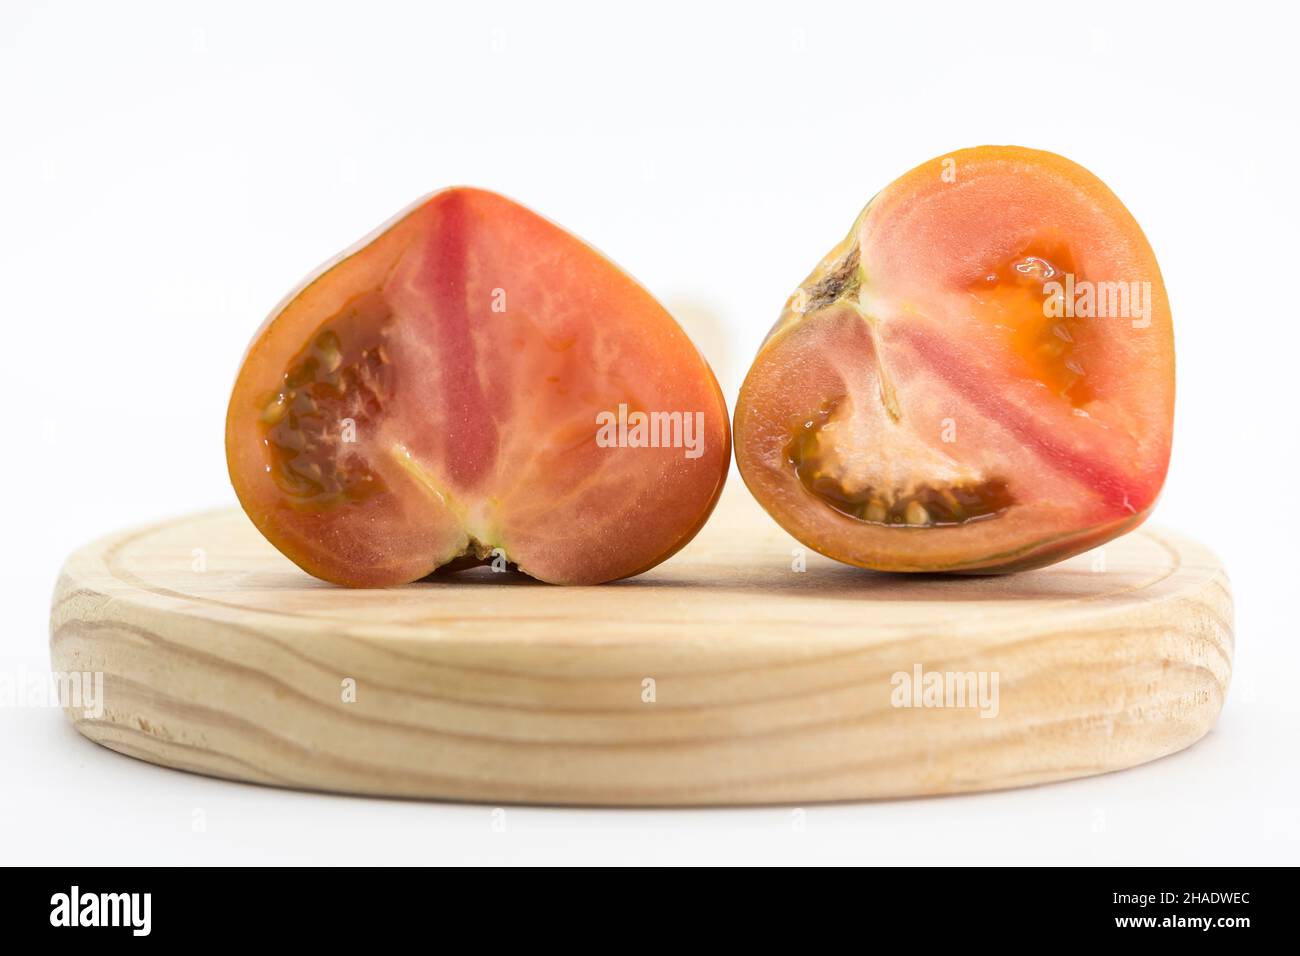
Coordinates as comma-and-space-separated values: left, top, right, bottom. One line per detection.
228, 188, 730, 586
735, 147, 1174, 573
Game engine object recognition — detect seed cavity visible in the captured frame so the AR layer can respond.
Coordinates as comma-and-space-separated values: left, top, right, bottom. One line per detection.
784, 401, 1015, 527
262, 291, 393, 507
903, 501, 930, 526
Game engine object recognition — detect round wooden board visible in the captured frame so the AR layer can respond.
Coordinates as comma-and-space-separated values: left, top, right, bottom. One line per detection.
50, 487, 1233, 806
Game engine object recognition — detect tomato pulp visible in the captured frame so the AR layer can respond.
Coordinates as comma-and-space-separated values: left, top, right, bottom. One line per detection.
227, 189, 730, 585
734, 147, 1174, 572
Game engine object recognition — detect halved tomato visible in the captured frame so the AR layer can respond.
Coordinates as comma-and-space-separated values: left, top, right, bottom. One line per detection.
227, 188, 729, 586
734, 146, 1174, 572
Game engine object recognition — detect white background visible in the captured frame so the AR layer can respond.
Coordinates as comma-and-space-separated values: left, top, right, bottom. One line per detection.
2, 0, 1297, 865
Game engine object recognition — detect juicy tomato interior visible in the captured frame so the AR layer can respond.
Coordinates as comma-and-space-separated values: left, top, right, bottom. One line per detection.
968, 236, 1091, 405
735, 146, 1174, 573
228, 188, 729, 586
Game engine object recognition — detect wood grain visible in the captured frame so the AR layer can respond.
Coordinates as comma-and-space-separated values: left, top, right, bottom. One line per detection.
49, 487, 1233, 805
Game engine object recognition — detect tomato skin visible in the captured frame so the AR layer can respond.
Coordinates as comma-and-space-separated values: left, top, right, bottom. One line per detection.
735, 146, 1174, 573
227, 188, 730, 586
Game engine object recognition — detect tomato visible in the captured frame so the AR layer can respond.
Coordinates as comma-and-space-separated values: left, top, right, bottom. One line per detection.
227, 188, 730, 586
734, 146, 1174, 572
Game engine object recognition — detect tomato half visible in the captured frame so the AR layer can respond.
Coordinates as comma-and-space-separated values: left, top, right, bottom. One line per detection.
734, 146, 1174, 572
227, 188, 730, 586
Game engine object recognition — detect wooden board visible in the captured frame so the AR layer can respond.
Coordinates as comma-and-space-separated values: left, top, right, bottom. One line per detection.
49, 487, 1233, 805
